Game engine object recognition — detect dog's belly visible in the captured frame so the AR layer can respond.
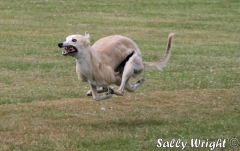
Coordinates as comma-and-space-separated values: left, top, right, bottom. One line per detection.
92, 35, 142, 70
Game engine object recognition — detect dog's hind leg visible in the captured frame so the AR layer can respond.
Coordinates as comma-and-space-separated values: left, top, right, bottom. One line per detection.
112, 64, 133, 96
86, 86, 108, 96
125, 78, 145, 92
112, 54, 144, 96
90, 85, 113, 101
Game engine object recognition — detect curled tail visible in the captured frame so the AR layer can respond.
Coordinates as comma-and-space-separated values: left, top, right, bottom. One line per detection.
143, 33, 174, 71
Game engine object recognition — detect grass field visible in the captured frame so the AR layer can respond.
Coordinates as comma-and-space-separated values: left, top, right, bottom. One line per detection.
0, 0, 239, 150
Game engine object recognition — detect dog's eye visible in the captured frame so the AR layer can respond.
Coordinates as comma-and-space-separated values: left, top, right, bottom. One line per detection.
72, 39, 77, 42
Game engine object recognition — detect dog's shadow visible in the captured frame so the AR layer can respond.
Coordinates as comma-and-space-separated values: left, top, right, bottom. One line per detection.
85, 119, 166, 130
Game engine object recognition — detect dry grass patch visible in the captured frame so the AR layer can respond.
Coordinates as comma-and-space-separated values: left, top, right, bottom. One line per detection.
1, 87, 239, 149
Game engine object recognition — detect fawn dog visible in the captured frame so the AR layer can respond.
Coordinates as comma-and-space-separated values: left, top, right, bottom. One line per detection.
58, 32, 174, 101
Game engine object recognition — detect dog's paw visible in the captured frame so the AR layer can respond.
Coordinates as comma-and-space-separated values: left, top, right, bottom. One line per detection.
109, 87, 115, 94
101, 87, 108, 93
137, 78, 145, 84
86, 90, 92, 96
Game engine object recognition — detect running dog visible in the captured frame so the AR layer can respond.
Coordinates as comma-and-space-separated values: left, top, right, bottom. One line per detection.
58, 32, 174, 101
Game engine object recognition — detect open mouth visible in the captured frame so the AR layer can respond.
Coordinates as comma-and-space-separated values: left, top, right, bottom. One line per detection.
62, 46, 78, 56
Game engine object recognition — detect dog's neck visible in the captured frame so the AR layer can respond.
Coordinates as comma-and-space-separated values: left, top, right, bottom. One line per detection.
74, 46, 102, 84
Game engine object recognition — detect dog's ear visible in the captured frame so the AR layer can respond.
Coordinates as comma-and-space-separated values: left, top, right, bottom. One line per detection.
85, 31, 90, 44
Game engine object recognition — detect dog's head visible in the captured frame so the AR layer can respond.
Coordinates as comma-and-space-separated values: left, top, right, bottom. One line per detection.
58, 31, 90, 57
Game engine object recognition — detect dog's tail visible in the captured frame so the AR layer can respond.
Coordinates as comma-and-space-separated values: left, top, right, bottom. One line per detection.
143, 33, 174, 71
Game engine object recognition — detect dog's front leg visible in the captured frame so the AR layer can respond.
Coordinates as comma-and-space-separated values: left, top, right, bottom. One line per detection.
86, 87, 108, 96
90, 85, 112, 101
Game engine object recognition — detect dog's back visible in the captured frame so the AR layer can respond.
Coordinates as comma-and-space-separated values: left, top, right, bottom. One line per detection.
92, 35, 142, 70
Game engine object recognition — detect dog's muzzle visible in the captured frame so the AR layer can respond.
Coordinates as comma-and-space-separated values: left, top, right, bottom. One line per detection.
58, 43, 78, 56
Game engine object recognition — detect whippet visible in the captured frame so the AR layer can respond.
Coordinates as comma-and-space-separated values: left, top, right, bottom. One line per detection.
58, 32, 174, 101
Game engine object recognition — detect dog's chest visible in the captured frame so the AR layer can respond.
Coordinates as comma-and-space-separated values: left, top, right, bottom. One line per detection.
76, 61, 108, 87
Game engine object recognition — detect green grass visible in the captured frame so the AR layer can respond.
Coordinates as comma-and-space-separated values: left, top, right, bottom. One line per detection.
0, 0, 239, 150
